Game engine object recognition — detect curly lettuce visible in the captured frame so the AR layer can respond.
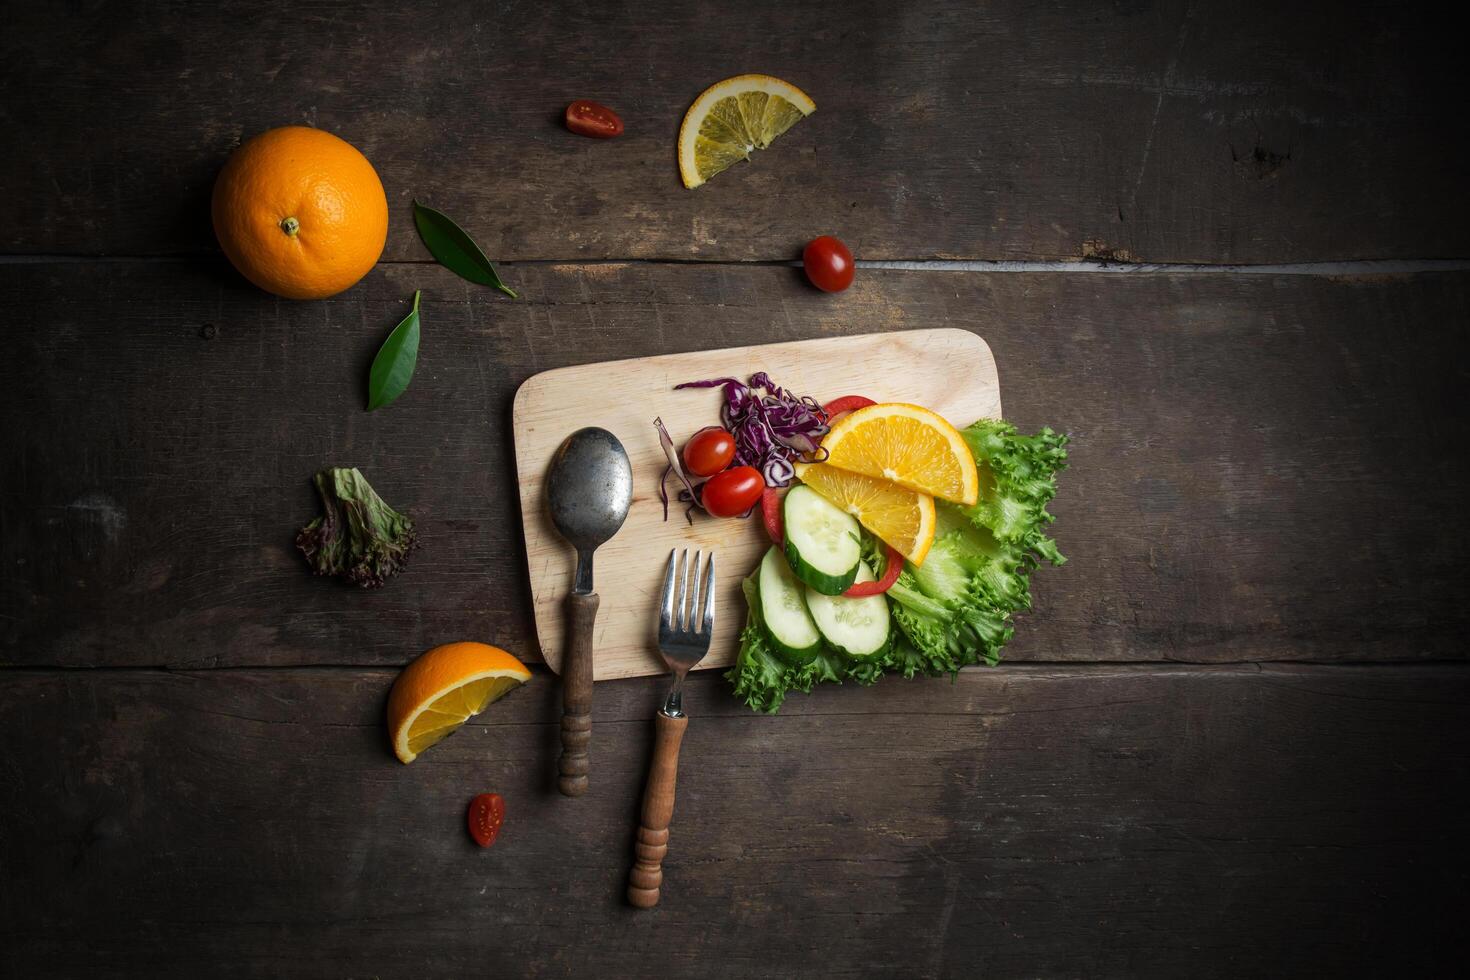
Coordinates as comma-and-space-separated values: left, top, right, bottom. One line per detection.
296, 467, 417, 588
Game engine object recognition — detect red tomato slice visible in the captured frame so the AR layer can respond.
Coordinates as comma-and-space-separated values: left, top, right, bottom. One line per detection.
843, 543, 904, 597
762, 487, 784, 544
565, 100, 624, 138
822, 395, 876, 417
467, 793, 505, 848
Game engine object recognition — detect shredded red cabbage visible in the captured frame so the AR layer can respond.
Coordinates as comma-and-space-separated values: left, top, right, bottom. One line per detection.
672, 372, 829, 487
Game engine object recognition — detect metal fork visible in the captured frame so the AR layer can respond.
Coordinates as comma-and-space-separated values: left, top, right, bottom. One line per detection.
627, 548, 714, 909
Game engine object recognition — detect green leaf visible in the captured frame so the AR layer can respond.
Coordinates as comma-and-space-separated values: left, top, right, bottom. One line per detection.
412, 201, 518, 299
295, 467, 417, 587
367, 291, 421, 411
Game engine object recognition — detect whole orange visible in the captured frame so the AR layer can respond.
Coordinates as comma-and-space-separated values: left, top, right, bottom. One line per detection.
211, 126, 389, 299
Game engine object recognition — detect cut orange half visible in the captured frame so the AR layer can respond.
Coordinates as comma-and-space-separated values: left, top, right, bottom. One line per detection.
677, 74, 816, 189
387, 642, 532, 763
795, 462, 937, 565
820, 403, 980, 506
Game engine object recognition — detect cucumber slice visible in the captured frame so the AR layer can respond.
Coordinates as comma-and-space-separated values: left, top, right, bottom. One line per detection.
804, 561, 892, 658
783, 484, 861, 595
757, 546, 823, 664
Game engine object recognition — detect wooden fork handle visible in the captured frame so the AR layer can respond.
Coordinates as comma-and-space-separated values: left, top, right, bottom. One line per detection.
557, 591, 599, 797
627, 710, 689, 908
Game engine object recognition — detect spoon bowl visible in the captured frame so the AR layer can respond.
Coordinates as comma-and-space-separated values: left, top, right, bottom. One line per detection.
547, 427, 633, 591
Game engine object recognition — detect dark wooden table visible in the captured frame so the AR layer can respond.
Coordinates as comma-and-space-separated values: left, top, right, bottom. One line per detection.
3, 2, 1467, 976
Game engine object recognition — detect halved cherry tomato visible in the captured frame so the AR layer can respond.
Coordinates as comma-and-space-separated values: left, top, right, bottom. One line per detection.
467, 793, 505, 848
682, 426, 736, 477
843, 543, 904, 597
702, 465, 763, 517
822, 395, 876, 417
803, 236, 855, 292
565, 100, 624, 138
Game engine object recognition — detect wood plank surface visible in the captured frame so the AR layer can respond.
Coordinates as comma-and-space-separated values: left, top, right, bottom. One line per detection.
7, 5, 1465, 977
1, 1, 1464, 263
1, 664, 1464, 978
3, 261, 1467, 668
513, 329, 1001, 679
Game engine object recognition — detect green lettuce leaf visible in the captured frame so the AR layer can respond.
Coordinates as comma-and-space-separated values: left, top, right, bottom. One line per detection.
727, 620, 794, 714
960, 420, 1068, 561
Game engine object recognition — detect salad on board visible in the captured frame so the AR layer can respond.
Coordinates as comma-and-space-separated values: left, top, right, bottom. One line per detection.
656, 373, 1069, 713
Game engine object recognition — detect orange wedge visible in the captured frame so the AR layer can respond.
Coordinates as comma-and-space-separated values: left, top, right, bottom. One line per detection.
795, 462, 937, 565
819, 403, 979, 506
387, 642, 531, 763
677, 74, 816, 188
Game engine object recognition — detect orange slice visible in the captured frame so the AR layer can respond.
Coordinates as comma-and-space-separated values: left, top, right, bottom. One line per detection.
819, 403, 979, 506
795, 462, 937, 565
387, 642, 532, 763
677, 75, 816, 189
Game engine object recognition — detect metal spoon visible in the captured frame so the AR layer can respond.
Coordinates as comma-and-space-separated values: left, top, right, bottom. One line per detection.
546, 426, 633, 796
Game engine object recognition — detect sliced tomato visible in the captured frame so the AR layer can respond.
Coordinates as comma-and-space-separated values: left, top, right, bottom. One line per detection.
822, 395, 876, 418
467, 793, 505, 848
843, 543, 904, 597
762, 487, 784, 544
565, 100, 623, 138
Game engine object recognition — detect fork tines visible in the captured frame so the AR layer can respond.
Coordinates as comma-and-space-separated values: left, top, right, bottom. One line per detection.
659, 548, 716, 642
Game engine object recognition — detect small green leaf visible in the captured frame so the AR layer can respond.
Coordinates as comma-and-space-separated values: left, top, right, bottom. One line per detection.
413, 201, 518, 299
367, 291, 421, 411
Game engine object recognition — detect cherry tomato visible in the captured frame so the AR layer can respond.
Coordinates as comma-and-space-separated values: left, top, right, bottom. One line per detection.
467, 793, 505, 848
803, 236, 855, 292
822, 395, 875, 417
682, 426, 736, 477
701, 465, 764, 517
761, 487, 784, 543
565, 100, 624, 138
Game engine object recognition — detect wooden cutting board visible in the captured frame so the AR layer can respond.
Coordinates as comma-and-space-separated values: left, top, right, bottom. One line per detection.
512, 328, 1003, 680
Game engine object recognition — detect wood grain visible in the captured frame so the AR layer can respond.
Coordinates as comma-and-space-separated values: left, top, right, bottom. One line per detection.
1, 663, 1464, 978
514, 329, 1001, 679
1, 1, 1464, 262
627, 710, 690, 908
2, 261, 1466, 668
5, 6, 1464, 976
557, 590, 598, 795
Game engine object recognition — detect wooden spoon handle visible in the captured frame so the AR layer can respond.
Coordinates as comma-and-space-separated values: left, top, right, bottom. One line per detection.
627, 710, 689, 908
557, 591, 599, 797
